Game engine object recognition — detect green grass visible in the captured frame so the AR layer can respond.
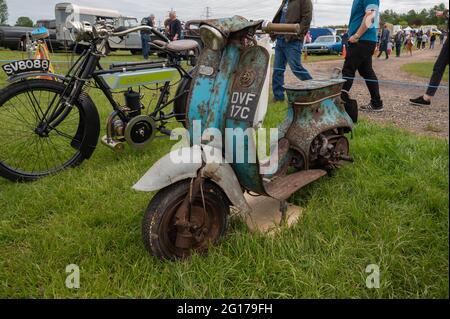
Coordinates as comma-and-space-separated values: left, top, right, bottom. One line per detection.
0, 49, 449, 298
401, 62, 449, 82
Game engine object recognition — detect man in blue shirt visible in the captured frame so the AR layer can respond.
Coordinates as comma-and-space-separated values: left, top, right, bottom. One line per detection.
341, 0, 383, 112
271, 0, 313, 102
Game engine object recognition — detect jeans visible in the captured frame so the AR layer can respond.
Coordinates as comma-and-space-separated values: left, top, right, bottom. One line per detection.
272, 38, 312, 100
426, 37, 449, 97
141, 33, 150, 59
342, 41, 382, 108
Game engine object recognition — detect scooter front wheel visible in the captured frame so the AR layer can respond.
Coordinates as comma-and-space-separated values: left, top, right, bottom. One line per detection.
142, 180, 229, 261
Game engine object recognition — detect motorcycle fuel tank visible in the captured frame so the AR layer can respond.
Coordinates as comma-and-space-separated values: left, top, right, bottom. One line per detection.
99, 67, 178, 90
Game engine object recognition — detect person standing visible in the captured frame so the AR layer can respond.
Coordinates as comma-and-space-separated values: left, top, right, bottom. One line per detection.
140, 14, 155, 60
394, 30, 404, 57
410, 9, 449, 106
168, 11, 182, 41
416, 30, 423, 49
271, 0, 313, 102
405, 33, 414, 56
439, 32, 445, 45
421, 33, 428, 49
377, 24, 390, 59
430, 34, 436, 49
341, 0, 384, 112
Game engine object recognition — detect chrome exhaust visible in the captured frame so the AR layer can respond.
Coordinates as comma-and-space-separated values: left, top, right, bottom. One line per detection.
101, 135, 125, 152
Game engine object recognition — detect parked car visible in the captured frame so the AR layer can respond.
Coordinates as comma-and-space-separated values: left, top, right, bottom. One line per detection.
308, 27, 335, 42
182, 20, 204, 49
420, 26, 443, 36
0, 19, 63, 51
303, 35, 343, 55
0, 25, 33, 51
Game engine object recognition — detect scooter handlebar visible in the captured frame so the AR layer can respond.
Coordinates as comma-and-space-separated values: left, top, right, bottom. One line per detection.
261, 21, 301, 35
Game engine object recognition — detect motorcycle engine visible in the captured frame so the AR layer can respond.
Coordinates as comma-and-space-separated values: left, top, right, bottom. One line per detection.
122, 90, 156, 149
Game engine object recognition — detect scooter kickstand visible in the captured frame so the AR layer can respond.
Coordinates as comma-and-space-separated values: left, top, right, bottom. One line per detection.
280, 200, 288, 226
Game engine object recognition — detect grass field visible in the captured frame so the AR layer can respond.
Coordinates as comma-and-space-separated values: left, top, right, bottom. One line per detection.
0, 49, 449, 298
401, 61, 449, 82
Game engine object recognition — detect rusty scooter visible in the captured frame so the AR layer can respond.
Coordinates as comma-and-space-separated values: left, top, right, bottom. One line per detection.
133, 16, 355, 260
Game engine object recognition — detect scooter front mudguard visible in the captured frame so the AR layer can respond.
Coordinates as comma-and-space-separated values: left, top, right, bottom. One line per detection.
133, 145, 251, 214
133, 145, 203, 192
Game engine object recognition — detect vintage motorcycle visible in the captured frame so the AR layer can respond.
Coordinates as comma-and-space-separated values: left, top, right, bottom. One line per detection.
0, 21, 199, 182
133, 16, 355, 260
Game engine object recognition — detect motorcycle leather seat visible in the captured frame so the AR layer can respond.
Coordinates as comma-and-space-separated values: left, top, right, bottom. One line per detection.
152, 40, 167, 48
166, 40, 199, 52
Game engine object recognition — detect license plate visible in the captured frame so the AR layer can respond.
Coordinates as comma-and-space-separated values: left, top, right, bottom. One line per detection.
2, 59, 50, 77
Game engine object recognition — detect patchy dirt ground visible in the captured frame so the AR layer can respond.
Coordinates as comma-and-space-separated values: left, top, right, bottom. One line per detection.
285, 46, 449, 139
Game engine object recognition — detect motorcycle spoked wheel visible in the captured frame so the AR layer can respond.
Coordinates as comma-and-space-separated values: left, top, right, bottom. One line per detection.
0, 79, 99, 182
142, 179, 229, 261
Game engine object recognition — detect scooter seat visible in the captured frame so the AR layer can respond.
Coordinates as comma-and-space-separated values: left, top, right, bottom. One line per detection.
284, 79, 346, 106
166, 40, 199, 52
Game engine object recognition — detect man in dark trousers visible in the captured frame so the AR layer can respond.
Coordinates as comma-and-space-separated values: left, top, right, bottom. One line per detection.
168, 11, 182, 41
394, 30, 404, 57
410, 9, 449, 106
341, 0, 384, 112
416, 30, 423, 49
271, 0, 313, 102
140, 14, 155, 60
377, 24, 390, 59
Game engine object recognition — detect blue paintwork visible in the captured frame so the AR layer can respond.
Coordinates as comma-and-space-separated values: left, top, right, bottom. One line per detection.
185, 16, 353, 195
187, 45, 241, 140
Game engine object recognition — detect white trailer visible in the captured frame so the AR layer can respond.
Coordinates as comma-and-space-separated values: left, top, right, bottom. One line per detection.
55, 2, 142, 52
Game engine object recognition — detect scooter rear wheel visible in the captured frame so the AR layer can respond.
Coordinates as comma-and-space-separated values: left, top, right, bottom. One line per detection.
142, 179, 229, 261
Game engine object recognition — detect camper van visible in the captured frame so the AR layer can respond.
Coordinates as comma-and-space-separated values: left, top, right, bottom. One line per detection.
55, 2, 142, 53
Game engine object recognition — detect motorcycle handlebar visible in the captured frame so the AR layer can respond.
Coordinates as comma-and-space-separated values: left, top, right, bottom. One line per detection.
111, 26, 170, 43
261, 21, 301, 35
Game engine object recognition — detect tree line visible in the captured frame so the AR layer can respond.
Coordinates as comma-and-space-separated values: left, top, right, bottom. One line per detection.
0, 0, 37, 27
380, 3, 447, 28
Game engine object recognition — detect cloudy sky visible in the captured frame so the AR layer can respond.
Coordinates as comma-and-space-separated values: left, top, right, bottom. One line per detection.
5, 0, 447, 27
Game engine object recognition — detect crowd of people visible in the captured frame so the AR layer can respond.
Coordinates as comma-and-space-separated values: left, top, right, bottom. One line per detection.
139, 11, 182, 60
384, 28, 448, 59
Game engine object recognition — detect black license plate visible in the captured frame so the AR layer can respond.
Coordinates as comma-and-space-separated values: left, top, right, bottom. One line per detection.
2, 59, 50, 77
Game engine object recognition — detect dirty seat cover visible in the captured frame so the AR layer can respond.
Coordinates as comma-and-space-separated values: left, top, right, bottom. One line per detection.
166, 40, 199, 52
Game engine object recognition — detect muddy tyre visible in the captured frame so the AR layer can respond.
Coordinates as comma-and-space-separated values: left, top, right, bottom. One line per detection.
142, 180, 229, 261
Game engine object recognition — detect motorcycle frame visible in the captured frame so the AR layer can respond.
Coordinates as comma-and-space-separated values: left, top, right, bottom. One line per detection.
9, 38, 193, 137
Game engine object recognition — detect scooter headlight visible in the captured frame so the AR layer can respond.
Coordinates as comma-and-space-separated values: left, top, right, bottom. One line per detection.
199, 25, 225, 51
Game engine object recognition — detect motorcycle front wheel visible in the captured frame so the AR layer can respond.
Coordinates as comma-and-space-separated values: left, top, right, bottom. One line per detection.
142, 179, 229, 261
0, 79, 98, 182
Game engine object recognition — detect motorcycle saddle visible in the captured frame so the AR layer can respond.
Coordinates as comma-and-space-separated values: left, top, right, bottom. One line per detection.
152, 39, 199, 52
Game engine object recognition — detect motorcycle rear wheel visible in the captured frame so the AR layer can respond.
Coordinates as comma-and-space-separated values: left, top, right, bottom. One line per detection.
142, 179, 229, 261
